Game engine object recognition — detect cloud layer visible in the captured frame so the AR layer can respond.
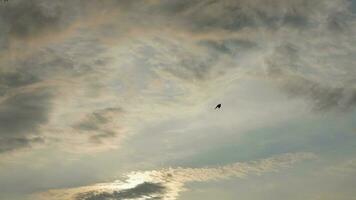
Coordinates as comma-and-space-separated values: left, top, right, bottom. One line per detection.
0, 0, 355, 154
36, 152, 315, 200
0, 2, 355, 200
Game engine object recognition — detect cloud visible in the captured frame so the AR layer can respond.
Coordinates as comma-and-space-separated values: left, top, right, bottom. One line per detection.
0, 137, 44, 153
36, 152, 316, 200
280, 76, 356, 111
198, 38, 257, 55
138, 0, 356, 112
0, 88, 51, 153
149, 0, 335, 31
0, 71, 39, 93
265, 41, 356, 111
76, 182, 166, 200
325, 158, 356, 175
0, 1, 63, 38
0, 0, 85, 55
73, 107, 124, 144
0, 0, 355, 155
0, 1, 355, 199
0, 3, 119, 153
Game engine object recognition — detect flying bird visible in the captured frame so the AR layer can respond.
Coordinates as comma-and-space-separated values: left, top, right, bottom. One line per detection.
215, 104, 221, 109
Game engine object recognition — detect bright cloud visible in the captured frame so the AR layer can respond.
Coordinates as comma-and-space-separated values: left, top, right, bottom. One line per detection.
36, 152, 315, 200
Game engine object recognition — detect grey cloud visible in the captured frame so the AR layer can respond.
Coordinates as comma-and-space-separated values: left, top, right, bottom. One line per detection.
73, 108, 124, 143
0, 36, 109, 146
163, 38, 256, 80
0, 0, 354, 156
166, 54, 217, 81
281, 76, 356, 111
122, 0, 356, 112
1, 1, 60, 38
266, 43, 302, 76
0, 71, 39, 88
0, 0, 148, 45
0, 0, 80, 40
89, 131, 116, 144
0, 0, 347, 42
0, 0, 116, 55
0, 137, 43, 153
266, 40, 356, 111
132, 38, 222, 82
76, 182, 165, 200
74, 112, 108, 132
326, 12, 351, 32
352, 0, 356, 12
144, 0, 354, 82
198, 38, 257, 55
0, 0, 115, 152
14, 38, 106, 78
0, 90, 51, 135
74, 107, 123, 131
1, 30, 109, 89
155, 0, 202, 14
0, 71, 40, 95
0, 89, 51, 152
152, 0, 318, 31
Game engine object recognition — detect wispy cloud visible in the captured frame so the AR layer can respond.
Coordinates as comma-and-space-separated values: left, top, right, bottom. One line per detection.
0, 0, 355, 154
325, 158, 356, 175
36, 152, 316, 200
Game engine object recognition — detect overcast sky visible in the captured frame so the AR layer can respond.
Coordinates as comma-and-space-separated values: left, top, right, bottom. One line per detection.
0, 0, 356, 200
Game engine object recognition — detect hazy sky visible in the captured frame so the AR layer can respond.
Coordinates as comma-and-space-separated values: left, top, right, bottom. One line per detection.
0, 0, 356, 200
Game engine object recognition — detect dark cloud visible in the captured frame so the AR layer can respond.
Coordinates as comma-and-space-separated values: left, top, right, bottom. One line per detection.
151, 0, 315, 32
156, 0, 202, 14
0, 137, 43, 153
0, 0, 81, 41
125, 39, 216, 81
265, 43, 301, 76
0, 0, 115, 153
73, 107, 123, 143
326, 11, 353, 32
0, 1, 61, 38
76, 182, 165, 200
0, 89, 52, 152
198, 38, 257, 55
139, 0, 343, 83
74, 107, 123, 131
281, 76, 356, 111
0, 90, 51, 135
89, 131, 116, 144
0, 0, 111, 54
167, 54, 217, 81
0, 71, 40, 95
0, 0, 354, 157
74, 112, 108, 132
352, 0, 356, 13
161, 38, 256, 81
0, 71, 39, 88
0, 0, 141, 45
266, 42, 356, 111
0, 37, 109, 151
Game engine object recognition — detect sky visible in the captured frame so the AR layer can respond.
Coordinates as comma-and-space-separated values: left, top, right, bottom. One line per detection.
0, 0, 356, 200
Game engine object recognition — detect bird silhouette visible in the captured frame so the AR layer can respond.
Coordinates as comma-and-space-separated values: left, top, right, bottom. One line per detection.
215, 104, 221, 109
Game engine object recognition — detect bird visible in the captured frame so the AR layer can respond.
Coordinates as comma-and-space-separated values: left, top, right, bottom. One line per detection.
215, 104, 221, 109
